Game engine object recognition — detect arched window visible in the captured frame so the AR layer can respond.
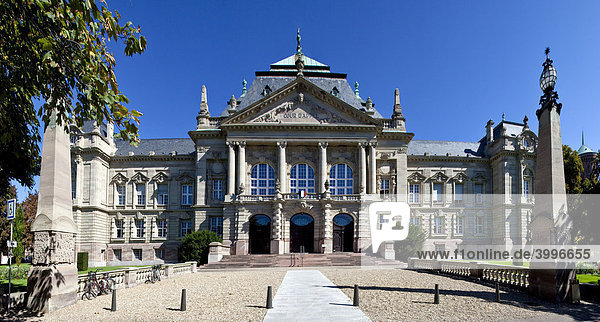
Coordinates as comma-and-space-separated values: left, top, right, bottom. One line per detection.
290, 164, 315, 194
251, 163, 276, 195
329, 164, 353, 195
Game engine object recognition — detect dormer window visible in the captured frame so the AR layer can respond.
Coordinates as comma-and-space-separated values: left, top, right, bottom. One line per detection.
262, 85, 272, 96
331, 87, 339, 97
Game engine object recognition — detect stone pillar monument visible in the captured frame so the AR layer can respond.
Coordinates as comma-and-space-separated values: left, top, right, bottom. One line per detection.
528, 49, 574, 302
27, 110, 78, 313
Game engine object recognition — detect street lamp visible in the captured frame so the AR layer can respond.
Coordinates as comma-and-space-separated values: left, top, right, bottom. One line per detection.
540, 47, 557, 92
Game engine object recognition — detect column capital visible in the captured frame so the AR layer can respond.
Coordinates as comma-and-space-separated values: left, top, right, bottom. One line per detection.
238, 141, 247, 148
318, 142, 328, 149
226, 141, 236, 147
277, 141, 287, 148
358, 142, 368, 148
368, 141, 378, 148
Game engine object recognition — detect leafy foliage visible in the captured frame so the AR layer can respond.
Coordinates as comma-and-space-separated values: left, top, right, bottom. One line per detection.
179, 230, 222, 265
394, 225, 427, 261
77, 252, 88, 271
0, 264, 30, 280
563, 145, 584, 194
13, 207, 25, 265
0, 186, 17, 256
0, 0, 147, 196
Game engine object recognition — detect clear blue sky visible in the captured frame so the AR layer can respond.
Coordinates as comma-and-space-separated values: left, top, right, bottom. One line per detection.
13, 0, 600, 200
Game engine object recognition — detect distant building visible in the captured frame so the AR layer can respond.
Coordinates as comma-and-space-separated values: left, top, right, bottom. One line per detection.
69, 37, 538, 266
577, 132, 598, 180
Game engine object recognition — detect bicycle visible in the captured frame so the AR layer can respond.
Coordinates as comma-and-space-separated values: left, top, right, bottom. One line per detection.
145, 264, 162, 284
82, 270, 115, 300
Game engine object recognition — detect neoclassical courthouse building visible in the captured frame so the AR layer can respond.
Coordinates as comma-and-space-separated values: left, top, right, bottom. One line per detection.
70, 39, 539, 266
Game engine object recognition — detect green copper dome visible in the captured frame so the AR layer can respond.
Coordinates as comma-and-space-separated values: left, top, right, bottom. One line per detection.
577, 131, 595, 155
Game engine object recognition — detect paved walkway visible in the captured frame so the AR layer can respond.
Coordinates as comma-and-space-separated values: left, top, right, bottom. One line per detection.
263, 270, 370, 322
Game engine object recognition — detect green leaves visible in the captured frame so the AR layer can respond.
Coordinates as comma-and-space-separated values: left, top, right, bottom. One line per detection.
37, 37, 52, 50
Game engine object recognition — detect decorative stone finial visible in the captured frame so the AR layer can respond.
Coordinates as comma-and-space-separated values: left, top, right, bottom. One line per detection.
201, 85, 207, 103
392, 88, 406, 130
196, 85, 210, 129
228, 94, 237, 111
523, 115, 529, 127
354, 82, 360, 98
296, 28, 302, 55
241, 80, 247, 97
502, 113, 505, 121
394, 88, 400, 106
366, 97, 373, 110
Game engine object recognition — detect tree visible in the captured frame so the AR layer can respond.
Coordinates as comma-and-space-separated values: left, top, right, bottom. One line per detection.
20, 191, 37, 253
394, 225, 427, 261
0, 0, 147, 196
13, 207, 25, 264
563, 145, 584, 194
179, 230, 222, 265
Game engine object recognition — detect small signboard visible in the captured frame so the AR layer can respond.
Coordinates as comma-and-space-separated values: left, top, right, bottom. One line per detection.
6, 240, 16, 248
6, 198, 16, 220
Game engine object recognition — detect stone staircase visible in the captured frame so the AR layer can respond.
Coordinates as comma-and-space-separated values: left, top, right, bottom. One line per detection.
200, 253, 404, 269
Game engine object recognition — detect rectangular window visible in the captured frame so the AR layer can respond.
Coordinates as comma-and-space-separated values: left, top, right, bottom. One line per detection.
133, 249, 142, 261
180, 220, 192, 237
213, 180, 224, 200
181, 185, 193, 205
433, 216, 444, 234
113, 249, 122, 261
432, 183, 443, 203
136, 184, 146, 205
454, 184, 464, 203
456, 216, 464, 234
115, 219, 124, 238
524, 180, 531, 200
474, 184, 483, 204
117, 185, 126, 205
410, 216, 421, 227
475, 216, 484, 234
135, 219, 145, 238
210, 217, 223, 237
409, 184, 420, 204
72, 177, 76, 200
155, 248, 164, 260
380, 179, 390, 198
157, 184, 168, 205
157, 220, 167, 238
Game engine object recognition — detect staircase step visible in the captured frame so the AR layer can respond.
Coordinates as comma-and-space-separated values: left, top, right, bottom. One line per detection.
200, 253, 401, 269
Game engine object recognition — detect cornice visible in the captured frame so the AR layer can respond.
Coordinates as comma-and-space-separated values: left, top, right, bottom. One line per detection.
407, 155, 490, 164
110, 155, 195, 162
221, 123, 378, 132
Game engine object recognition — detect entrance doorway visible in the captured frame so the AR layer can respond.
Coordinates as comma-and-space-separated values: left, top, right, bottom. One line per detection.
333, 214, 354, 252
249, 215, 271, 254
290, 213, 314, 253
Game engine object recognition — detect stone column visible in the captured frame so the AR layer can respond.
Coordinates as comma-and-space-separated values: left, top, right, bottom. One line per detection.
368, 142, 377, 194
277, 142, 287, 194
27, 110, 78, 313
529, 96, 574, 302
322, 203, 333, 253
227, 142, 236, 195
195, 146, 207, 205
271, 201, 284, 254
319, 142, 328, 193
358, 143, 367, 194
237, 141, 246, 194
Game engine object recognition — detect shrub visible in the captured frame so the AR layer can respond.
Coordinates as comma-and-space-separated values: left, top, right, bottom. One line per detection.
179, 230, 222, 265
394, 225, 427, 261
77, 252, 88, 271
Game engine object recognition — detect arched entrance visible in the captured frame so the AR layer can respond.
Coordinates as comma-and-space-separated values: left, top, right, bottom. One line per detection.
249, 215, 271, 254
333, 214, 354, 252
290, 213, 314, 253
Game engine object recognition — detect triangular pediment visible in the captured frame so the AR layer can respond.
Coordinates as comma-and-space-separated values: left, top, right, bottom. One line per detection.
221, 78, 380, 127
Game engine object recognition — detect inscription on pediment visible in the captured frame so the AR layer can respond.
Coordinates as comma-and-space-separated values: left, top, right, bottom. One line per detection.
251, 94, 351, 124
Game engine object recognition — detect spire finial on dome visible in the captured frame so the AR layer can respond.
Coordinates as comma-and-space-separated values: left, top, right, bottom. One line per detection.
296, 28, 302, 55
582, 131, 585, 146
241, 79, 247, 96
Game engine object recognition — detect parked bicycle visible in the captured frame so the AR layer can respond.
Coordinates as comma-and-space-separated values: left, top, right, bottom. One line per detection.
82, 270, 115, 300
145, 264, 162, 284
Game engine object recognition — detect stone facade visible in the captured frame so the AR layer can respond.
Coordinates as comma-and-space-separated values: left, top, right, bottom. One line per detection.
70, 51, 538, 266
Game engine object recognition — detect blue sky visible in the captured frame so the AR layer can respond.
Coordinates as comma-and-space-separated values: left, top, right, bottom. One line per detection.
13, 0, 600, 200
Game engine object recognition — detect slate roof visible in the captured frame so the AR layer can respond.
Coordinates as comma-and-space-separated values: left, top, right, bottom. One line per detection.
114, 138, 195, 157
219, 54, 384, 119
408, 140, 486, 158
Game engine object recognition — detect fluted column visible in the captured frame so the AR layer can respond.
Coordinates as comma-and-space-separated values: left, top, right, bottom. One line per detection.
319, 142, 328, 193
277, 141, 287, 193
237, 141, 246, 194
368, 142, 377, 194
358, 143, 367, 194
227, 142, 236, 195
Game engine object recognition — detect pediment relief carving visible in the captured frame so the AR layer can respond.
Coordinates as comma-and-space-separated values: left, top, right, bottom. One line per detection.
152, 172, 169, 183
131, 172, 149, 184
452, 172, 469, 183
251, 93, 352, 125
176, 172, 194, 183
407, 172, 426, 183
472, 172, 488, 183
429, 171, 449, 183
111, 173, 127, 184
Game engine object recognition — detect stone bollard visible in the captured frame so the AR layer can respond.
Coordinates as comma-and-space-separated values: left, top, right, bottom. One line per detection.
570, 279, 581, 304
434, 284, 439, 304
180, 289, 187, 311
495, 282, 500, 302
266, 286, 273, 309
111, 289, 117, 311
353, 284, 359, 307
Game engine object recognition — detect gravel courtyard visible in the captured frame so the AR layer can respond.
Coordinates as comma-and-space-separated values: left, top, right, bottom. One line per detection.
321, 267, 600, 322
12, 267, 600, 321
39, 269, 286, 321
